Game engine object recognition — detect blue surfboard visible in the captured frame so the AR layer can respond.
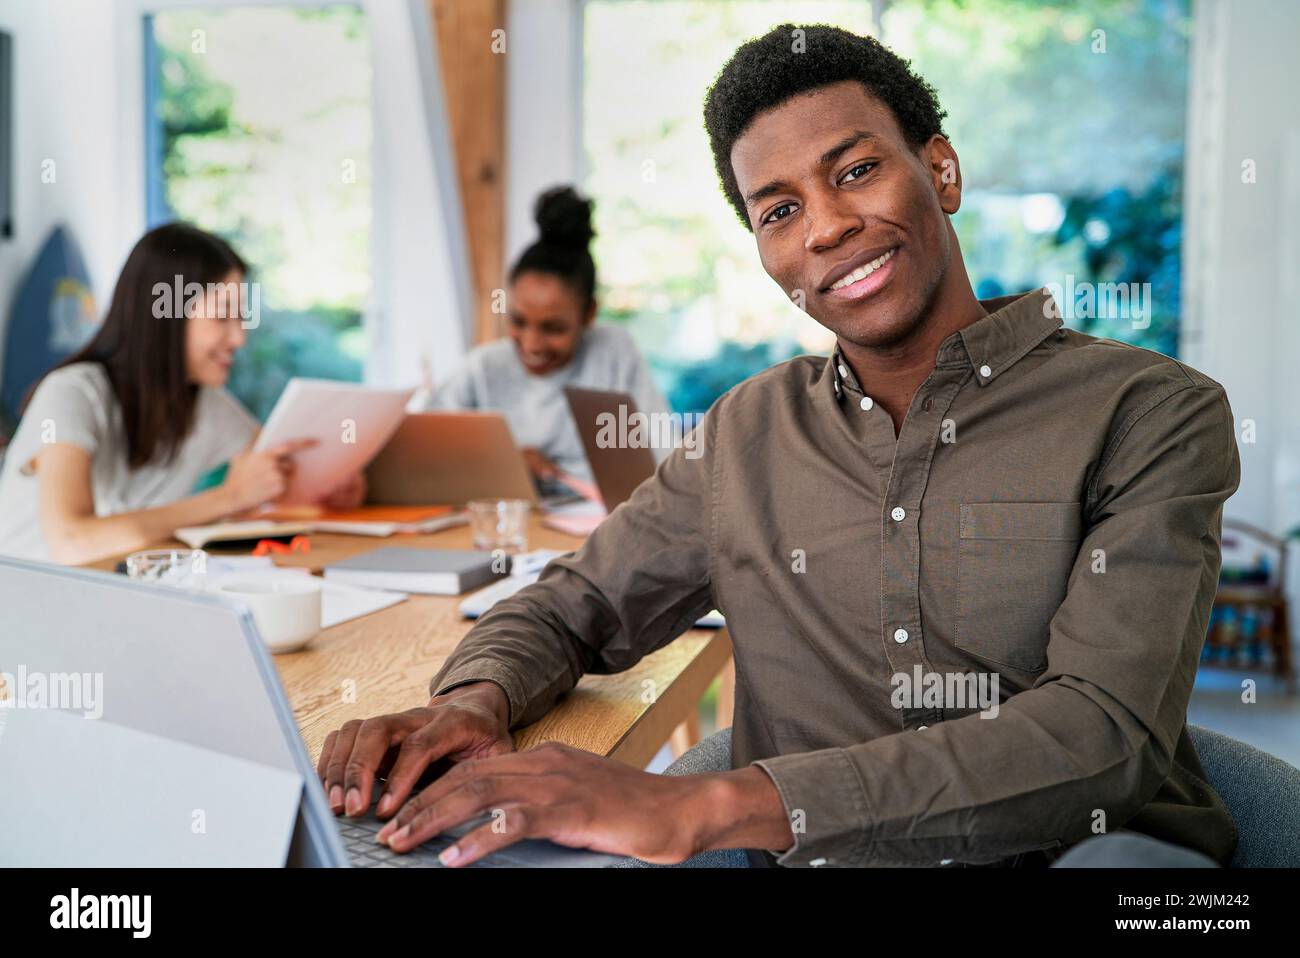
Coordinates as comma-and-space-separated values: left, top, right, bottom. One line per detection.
1, 225, 98, 434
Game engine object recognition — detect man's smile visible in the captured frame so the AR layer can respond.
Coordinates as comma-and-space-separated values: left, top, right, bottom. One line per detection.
820, 245, 900, 301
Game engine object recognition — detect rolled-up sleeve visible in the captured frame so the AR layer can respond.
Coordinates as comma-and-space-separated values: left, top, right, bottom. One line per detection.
754, 379, 1240, 866
430, 397, 722, 728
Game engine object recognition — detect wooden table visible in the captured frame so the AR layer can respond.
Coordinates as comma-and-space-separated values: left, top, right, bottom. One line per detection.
93, 515, 732, 767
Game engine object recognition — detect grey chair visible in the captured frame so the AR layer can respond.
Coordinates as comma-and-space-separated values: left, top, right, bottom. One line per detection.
657, 724, 1300, 868
611, 728, 750, 867
1188, 723, 1300, 868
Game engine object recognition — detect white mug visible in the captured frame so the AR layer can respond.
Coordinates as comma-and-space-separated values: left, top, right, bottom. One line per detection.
216, 577, 323, 654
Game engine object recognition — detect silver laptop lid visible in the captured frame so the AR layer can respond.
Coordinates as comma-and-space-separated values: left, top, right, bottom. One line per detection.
0, 556, 344, 867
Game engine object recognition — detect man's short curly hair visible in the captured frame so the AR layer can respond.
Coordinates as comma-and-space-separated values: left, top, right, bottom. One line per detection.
703, 23, 948, 231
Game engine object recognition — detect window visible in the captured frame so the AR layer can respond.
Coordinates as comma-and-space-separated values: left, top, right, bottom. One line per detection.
582, 0, 1189, 413
144, 5, 372, 418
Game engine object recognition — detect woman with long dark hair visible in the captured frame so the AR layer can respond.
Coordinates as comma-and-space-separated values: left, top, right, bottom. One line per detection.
0, 223, 361, 563
427, 185, 669, 483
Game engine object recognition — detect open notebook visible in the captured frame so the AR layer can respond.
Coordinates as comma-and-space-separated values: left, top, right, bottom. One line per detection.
175, 505, 467, 549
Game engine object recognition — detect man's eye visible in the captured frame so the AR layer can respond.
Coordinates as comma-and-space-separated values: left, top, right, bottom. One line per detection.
763, 203, 795, 225
842, 162, 875, 183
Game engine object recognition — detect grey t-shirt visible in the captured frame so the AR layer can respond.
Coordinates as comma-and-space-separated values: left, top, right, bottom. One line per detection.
426, 324, 671, 481
0, 362, 259, 561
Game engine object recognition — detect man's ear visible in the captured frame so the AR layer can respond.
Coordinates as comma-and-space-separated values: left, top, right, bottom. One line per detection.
923, 135, 962, 215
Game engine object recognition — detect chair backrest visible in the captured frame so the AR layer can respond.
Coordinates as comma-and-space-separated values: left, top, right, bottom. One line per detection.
1219, 519, 1287, 590
1189, 724, 1300, 867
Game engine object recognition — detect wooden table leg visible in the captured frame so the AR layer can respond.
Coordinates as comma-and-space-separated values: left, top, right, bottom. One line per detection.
717, 655, 735, 730
669, 711, 701, 758
667, 653, 736, 757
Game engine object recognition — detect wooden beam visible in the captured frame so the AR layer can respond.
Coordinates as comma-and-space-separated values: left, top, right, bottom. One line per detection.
430, 0, 507, 345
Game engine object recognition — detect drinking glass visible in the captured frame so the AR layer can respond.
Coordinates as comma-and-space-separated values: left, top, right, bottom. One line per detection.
125, 549, 209, 589
467, 499, 530, 554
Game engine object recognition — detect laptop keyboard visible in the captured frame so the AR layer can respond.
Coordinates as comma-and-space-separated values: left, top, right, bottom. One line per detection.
336, 811, 516, 868
333, 795, 625, 868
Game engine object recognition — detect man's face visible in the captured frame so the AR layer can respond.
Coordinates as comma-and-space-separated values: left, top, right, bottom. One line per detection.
730, 80, 961, 349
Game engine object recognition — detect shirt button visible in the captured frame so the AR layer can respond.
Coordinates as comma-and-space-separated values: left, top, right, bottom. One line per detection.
979, 363, 992, 378
859, 396, 874, 411
940, 858, 954, 865
838, 363, 848, 379
922, 396, 933, 412
893, 628, 909, 644
810, 857, 828, 867
918, 725, 928, 731
890, 506, 906, 521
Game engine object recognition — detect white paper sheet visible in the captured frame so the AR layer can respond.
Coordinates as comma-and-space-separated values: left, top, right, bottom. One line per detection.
204, 557, 408, 629
318, 580, 408, 628
254, 378, 413, 505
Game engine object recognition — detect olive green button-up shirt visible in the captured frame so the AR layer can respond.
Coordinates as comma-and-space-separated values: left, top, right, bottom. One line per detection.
431, 287, 1241, 867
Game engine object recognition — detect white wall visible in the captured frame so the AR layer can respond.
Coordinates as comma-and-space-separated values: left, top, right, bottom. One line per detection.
505, 0, 583, 269
365, 0, 473, 387
0, 0, 126, 378
1182, 0, 1300, 589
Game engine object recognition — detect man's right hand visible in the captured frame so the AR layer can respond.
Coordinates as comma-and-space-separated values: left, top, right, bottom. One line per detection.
316, 681, 513, 819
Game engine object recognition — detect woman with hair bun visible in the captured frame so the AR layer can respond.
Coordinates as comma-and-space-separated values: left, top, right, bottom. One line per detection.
428, 185, 669, 484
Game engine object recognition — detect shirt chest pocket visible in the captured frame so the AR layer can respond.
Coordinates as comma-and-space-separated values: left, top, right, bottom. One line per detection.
956, 502, 1083, 672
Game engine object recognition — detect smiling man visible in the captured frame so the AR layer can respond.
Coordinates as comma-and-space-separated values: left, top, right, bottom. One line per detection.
318, 24, 1241, 869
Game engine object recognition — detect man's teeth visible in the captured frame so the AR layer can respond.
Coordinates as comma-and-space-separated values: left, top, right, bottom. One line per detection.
830, 248, 895, 290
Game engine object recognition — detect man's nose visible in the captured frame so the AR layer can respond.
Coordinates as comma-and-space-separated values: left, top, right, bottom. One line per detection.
803, 193, 863, 253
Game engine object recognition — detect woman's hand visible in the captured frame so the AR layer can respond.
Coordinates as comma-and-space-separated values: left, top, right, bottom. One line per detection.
321, 471, 367, 510
222, 438, 317, 514
520, 447, 560, 481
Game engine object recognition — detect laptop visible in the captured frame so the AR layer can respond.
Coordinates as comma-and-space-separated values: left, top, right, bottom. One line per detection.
534, 386, 663, 535
0, 556, 620, 868
365, 411, 583, 508
562, 386, 659, 512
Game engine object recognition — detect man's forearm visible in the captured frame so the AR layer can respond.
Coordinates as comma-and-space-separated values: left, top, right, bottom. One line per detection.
689, 766, 795, 856
428, 567, 616, 729
428, 681, 511, 728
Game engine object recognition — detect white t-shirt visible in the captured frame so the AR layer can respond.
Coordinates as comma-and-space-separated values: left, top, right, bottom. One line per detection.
425, 324, 670, 481
0, 362, 259, 561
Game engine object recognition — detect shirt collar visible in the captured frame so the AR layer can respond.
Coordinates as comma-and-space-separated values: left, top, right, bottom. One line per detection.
828, 286, 1063, 397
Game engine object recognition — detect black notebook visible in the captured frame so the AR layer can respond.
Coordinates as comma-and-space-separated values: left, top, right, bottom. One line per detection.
322, 547, 503, 595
